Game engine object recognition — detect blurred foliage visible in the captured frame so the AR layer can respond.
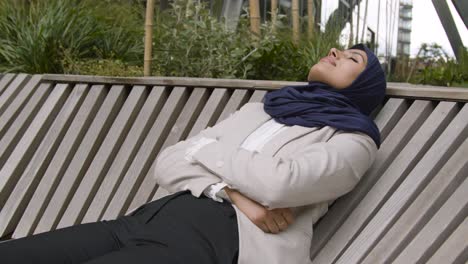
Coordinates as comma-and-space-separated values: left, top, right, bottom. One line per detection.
392, 43, 468, 87
2, 0, 464, 86
152, 0, 341, 81
0, 0, 144, 74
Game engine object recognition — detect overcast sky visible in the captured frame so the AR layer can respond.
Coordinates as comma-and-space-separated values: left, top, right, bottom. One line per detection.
411, 0, 468, 58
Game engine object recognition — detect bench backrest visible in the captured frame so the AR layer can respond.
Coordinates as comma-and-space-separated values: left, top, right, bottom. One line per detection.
0, 74, 467, 263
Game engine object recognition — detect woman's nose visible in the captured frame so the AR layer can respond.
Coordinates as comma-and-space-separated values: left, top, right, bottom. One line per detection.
328, 48, 341, 58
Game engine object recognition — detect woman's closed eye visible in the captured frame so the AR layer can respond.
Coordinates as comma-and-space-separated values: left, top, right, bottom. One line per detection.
349, 57, 359, 63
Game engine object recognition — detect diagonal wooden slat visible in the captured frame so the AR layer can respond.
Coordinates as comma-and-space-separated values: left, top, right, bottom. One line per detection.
0, 82, 50, 169
33, 85, 126, 234
310, 98, 419, 261
0, 74, 30, 117
0, 83, 66, 204
0, 74, 16, 96
129, 87, 211, 212
12, 85, 107, 239
0, 75, 42, 141
187, 88, 230, 138
372, 98, 409, 142
82, 86, 168, 224
362, 131, 468, 263
334, 103, 468, 264
426, 218, 468, 264
392, 177, 468, 264
216, 89, 250, 124
101, 86, 190, 220
248, 89, 267, 103
57, 86, 148, 228
0, 84, 88, 238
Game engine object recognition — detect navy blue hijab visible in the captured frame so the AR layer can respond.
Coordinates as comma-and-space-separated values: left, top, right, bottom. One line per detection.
263, 44, 386, 149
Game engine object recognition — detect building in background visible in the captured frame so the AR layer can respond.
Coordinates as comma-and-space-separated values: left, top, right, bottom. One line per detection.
397, 0, 413, 57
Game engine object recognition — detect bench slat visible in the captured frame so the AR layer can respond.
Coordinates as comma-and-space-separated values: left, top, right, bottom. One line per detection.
0, 83, 58, 203
31, 85, 126, 234
426, 218, 468, 264
0, 74, 30, 117
334, 103, 468, 264
57, 85, 147, 228
0, 84, 87, 238
393, 176, 468, 264
0, 75, 42, 141
216, 89, 250, 124
0, 74, 16, 96
130, 87, 211, 213
187, 88, 230, 138
311, 98, 428, 261
362, 134, 468, 263
101, 86, 190, 220
82, 86, 168, 223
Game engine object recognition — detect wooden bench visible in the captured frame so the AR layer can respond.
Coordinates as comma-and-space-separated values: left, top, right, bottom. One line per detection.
0, 73, 467, 263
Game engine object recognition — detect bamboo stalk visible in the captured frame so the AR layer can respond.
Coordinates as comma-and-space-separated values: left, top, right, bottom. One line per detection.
292, 0, 300, 44
356, 0, 360, 44
271, 0, 278, 32
249, 0, 261, 39
361, 0, 368, 42
348, 4, 354, 47
307, 0, 314, 39
144, 0, 155, 76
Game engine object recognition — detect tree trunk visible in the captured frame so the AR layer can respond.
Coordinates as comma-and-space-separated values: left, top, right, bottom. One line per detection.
307, 0, 315, 39
355, 0, 360, 44
271, 0, 278, 32
361, 0, 368, 42
144, 0, 155, 76
249, 0, 261, 39
348, 3, 354, 47
292, 0, 300, 44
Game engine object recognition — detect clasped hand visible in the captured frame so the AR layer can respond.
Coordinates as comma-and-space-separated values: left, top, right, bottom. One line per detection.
225, 188, 294, 234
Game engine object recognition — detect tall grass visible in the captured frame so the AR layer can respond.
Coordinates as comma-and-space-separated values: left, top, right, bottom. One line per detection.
0, 0, 144, 74
0, 0, 341, 80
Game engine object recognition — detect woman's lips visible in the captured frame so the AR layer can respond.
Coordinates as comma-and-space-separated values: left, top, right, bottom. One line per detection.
320, 57, 336, 66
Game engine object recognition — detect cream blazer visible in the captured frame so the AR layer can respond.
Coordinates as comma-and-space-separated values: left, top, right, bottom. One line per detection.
152, 102, 378, 264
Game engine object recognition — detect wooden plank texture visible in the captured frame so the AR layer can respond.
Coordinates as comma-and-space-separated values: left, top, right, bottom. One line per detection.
333, 103, 468, 264
42, 74, 468, 102
82, 86, 167, 223
362, 131, 468, 263
0, 74, 16, 96
0, 75, 42, 140
129, 87, 210, 212
101, 86, 189, 220
57, 85, 147, 228
311, 99, 428, 261
392, 177, 467, 264
33, 85, 126, 234
0, 84, 87, 237
426, 218, 468, 264
0, 74, 30, 117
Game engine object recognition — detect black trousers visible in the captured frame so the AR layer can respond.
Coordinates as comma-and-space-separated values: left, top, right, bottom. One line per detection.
0, 191, 239, 264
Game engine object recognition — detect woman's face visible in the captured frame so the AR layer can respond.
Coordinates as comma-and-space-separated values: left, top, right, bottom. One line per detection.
307, 47, 368, 89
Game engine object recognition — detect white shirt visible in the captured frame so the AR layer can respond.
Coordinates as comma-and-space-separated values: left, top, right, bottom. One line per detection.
185, 118, 289, 202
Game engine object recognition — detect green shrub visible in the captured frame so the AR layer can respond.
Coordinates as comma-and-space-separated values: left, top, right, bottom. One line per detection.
0, 0, 144, 74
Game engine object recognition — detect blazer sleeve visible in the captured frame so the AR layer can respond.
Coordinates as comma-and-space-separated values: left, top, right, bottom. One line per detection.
153, 107, 244, 197
191, 130, 378, 209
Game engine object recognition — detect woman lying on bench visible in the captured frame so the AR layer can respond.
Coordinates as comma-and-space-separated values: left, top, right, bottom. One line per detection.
0, 43, 386, 264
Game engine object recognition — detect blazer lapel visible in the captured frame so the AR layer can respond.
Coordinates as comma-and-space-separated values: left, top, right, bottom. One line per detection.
229, 102, 318, 155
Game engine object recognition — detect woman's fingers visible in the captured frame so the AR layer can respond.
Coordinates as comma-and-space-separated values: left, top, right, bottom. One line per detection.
264, 216, 280, 234
271, 211, 289, 231
280, 208, 295, 225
